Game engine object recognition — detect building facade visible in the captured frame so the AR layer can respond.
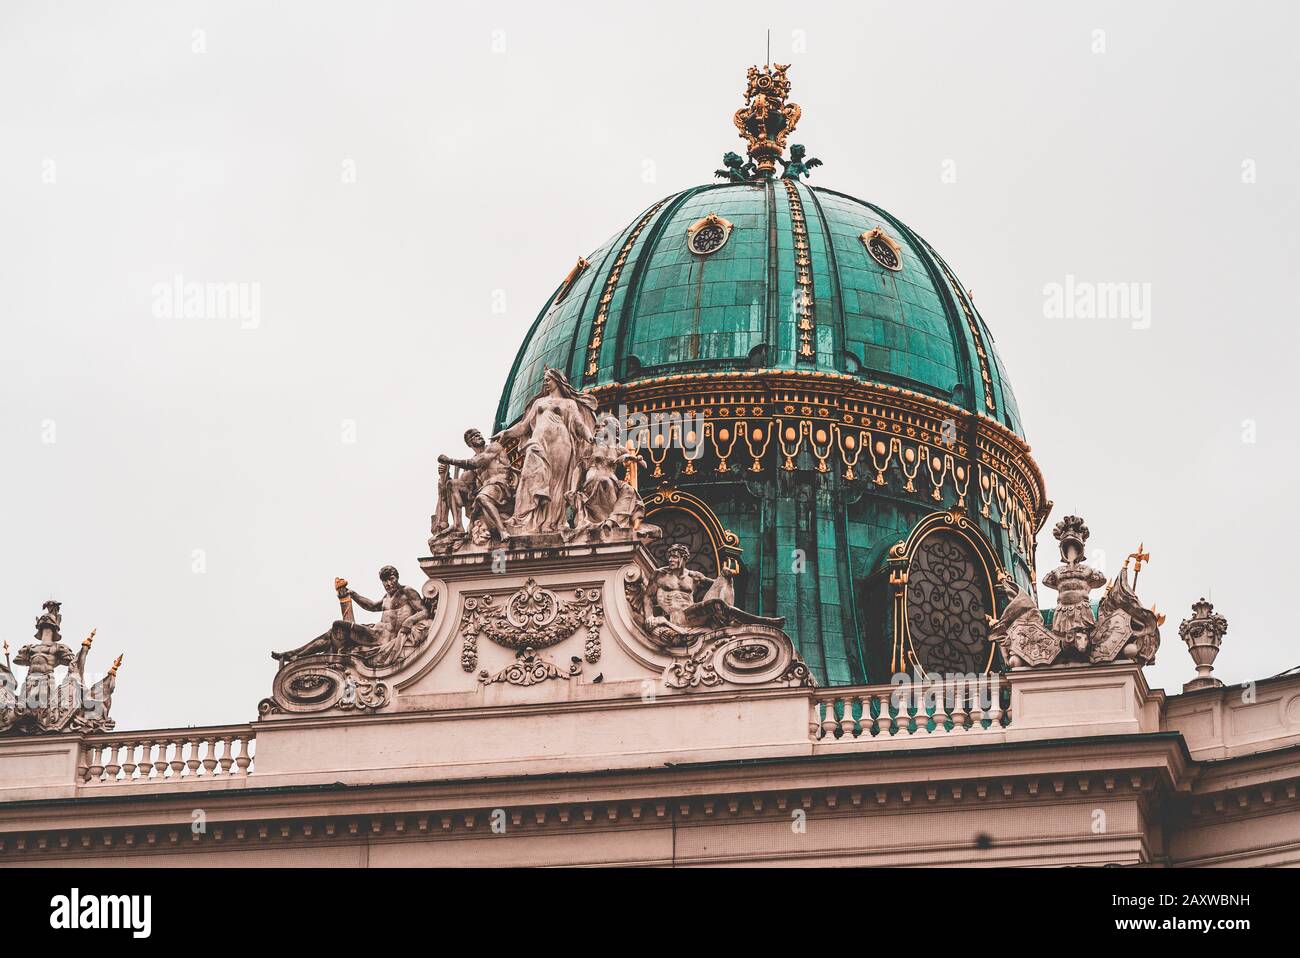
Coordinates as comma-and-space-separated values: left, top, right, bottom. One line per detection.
2, 65, 1297, 868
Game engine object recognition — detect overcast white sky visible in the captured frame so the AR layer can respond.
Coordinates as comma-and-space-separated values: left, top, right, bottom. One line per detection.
2, 0, 1297, 730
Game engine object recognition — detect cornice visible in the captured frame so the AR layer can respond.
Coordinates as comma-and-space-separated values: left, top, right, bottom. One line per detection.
0, 733, 1193, 865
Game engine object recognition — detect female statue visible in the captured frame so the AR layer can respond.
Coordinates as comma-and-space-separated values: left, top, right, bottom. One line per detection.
570, 414, 645, 535
495, 368, 598, 535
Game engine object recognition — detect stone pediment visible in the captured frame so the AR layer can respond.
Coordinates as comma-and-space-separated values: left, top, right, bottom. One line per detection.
259, 541, 812, 720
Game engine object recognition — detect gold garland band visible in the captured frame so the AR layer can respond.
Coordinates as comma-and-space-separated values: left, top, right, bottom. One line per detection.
590, 370, 1047, 560
783, 180, 816, 362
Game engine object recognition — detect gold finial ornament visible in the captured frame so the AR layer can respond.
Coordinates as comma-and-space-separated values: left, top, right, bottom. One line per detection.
733, 63, 802, 178
1129, 543, 1150, 588
82, 627, 97, 649
108, 653, 123, 675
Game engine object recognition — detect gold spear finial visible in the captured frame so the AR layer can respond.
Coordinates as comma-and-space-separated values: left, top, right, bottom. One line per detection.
82, 627, 97, 649
1129, 543, 1150, 588
108, 654, 123, 675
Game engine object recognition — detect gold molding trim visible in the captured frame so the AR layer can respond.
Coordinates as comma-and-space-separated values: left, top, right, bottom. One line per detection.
934, 258, 996, 416
782, 180, 816, 361
643, 486, 744, 575
583, 198, 670, 382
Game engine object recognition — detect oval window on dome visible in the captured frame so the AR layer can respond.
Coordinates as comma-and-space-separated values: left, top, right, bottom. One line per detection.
904, 529, 993, 674
861, 227, 903, 272
686, 214, 733, 256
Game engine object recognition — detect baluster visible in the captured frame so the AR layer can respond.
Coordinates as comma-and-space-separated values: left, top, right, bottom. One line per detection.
81, 743, 98, 779
185, 738, 201, 778
235, 737, 253, 774
169, 739, 186, 778
121, 740, 139, 780
820, 700, 839, 740
839, 696, 857, 738
104, 744, 122, 781
809, 701, 822, 740
989, 678, 1004, 728
978, 683, 994, 728
951, 683, 969, 731
201, 738, 218, 776
932, 682, 948, 732
152, 740, 169, 779
218, 736, 235, 775
920, 681, 941, 733
890, 687, 906, 735
867, 695, 882, 736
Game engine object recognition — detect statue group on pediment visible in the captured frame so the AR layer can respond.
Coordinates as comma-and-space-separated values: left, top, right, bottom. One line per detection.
262, 366, 812, 712
990, 515, 1162, 669
1, 600, 122, 735
429, 367, 659, 553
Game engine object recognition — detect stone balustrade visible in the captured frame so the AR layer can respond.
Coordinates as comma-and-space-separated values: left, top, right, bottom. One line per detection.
79, 726, 256, 785
0, 664, 1180, 800
810, 675, 1010, 741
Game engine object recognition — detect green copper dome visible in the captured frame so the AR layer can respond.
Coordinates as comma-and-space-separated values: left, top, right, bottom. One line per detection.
495, 180, 1024, 438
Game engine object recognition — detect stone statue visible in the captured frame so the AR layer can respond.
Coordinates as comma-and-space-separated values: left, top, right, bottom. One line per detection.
568, 415, 660, 541
429, 461, 458, 542
433, 427, 515, 548
1041, 515, 1107, 657
495, 368, 598, 537
272, 566, 432, 668
1090, 560, 1161, 665
15, 601, 74, 712
636, 543, 783, 646
989, 574, 1062, 669
1, 600, 123, 735
991, 514, 1162, 669
779, 143, 823, 181
0, 655, 15, 732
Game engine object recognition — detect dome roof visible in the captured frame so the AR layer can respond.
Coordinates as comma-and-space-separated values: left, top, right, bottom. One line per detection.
496, 180, 1024, 438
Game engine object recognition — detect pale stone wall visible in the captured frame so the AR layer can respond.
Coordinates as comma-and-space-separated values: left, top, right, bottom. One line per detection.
3, 664, 1299, 867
